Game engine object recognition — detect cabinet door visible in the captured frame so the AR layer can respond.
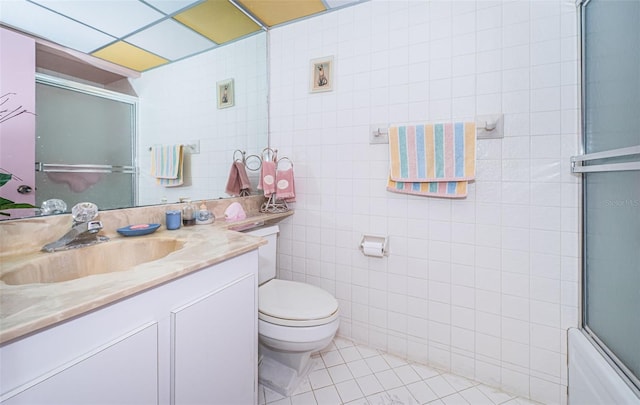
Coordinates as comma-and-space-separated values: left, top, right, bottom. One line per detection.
171, 274, 256, 405
2, 322, 158, 405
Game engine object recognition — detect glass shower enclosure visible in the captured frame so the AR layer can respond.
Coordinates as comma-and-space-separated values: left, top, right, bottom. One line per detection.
35, 75, 137, 212
574, 0, 640, 394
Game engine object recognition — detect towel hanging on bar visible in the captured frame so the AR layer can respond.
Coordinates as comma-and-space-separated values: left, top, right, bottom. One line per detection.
225, 161, 252, 197
387, 122, 476, 198
151, 144, 184, 187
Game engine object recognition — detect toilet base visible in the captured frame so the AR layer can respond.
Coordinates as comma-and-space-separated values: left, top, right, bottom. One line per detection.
258, 356, 314, 397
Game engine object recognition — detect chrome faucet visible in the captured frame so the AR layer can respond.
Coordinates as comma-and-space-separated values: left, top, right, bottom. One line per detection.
42, 202, 109, 252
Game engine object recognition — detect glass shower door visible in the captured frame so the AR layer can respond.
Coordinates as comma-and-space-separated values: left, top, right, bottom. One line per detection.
577, 0, 640, 392
35, 76, 137, 211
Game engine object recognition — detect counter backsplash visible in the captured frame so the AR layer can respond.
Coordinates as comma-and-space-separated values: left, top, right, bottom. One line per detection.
0, 195, 267, 256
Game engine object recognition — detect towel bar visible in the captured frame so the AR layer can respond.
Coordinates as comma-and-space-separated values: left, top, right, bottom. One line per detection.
475, 114, 503, 139
372, 115, 504, 141
571, 145, 640, 173
147, 142, 199, 154
35, 163, 136, 174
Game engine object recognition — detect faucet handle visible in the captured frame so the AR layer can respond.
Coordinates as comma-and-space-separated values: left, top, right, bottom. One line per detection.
72, 202, 98, 223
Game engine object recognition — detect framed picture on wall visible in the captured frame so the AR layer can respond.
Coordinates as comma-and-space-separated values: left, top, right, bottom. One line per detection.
309, 56, 334, 93
217, 78, 234, 108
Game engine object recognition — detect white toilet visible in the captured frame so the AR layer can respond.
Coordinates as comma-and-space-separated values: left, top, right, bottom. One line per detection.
247, 225, 339, 396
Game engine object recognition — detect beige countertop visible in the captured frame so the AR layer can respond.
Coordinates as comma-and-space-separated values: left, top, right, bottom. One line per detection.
0, 210, 293, 345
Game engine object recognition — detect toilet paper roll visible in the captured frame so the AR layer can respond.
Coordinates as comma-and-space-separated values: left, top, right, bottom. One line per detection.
362, 240, 385, 257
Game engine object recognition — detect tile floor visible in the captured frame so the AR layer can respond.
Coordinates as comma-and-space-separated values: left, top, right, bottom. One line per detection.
258, 337, 540, 405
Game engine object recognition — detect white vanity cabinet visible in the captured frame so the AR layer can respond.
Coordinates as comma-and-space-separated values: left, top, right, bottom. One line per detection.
2, 322, 159, 404
0, 250, 259, 405
172, 274, 256, 405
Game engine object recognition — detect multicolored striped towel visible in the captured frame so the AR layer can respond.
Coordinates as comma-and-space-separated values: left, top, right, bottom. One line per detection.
151, 145, 184, 187
387, 122, 475, 198
387, 178, 469, 198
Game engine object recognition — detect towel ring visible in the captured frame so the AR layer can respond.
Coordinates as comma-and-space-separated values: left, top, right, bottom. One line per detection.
277, 156, 293, 169
262, 147, 278, 162
233, 149, 246, 163
245, 154, 262, 171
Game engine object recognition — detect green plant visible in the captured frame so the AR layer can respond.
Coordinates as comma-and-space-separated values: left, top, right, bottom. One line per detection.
0, 173, 36, 216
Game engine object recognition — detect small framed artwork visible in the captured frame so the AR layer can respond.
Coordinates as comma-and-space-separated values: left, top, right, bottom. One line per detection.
309, 56, 334, 93
217, 78, 234, 108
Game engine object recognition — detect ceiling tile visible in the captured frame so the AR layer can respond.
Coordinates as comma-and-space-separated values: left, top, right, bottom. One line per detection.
126, 19, 216, 61
144, 0, 203, 15
0, 0, 116, 53
174, 0, 261, 44
92, 41, 169, 71
237, 0, 326, 27
31, 0, 165, 38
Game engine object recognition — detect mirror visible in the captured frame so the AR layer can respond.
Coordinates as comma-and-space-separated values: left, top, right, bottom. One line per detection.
133, 31, 268, 207
6, 31, 268, 220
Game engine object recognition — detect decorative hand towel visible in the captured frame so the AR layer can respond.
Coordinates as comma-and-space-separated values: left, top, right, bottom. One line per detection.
258, 160, 277, 197
151, 145, 184, 187
225, 161, 252, 196
275, 166, 296, 202
387, 122, 475, 198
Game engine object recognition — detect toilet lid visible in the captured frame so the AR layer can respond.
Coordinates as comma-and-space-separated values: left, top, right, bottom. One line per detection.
259, 279, 339, 323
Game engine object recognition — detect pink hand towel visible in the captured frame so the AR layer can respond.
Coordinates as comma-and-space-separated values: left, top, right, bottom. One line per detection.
225, 161, 252, 196
276, 166, 296, 202
236, 161, 252, 191
258, 160, 277, 197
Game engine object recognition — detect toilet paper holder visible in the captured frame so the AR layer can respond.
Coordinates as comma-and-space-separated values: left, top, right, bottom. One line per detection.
359, 234, 389, 257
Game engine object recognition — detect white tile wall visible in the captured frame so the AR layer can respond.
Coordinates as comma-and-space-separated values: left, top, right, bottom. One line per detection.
269, 1, 580, 404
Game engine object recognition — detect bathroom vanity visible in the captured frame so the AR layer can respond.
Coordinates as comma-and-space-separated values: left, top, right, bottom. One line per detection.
1, 251, 257, 404
0, 204, 294, 405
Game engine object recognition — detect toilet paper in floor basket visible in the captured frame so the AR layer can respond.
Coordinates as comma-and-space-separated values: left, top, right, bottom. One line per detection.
224, 202, 247, 221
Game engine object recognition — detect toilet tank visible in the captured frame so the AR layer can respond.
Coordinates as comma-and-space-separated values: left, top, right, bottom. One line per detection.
244, 225, 279, 285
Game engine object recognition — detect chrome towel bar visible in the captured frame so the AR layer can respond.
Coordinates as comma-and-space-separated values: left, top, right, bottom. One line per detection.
35, 163, 136, 174
571, 145, 640, 173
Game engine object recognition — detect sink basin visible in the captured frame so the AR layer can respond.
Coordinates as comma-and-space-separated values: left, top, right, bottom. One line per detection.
1, 238, 185, 285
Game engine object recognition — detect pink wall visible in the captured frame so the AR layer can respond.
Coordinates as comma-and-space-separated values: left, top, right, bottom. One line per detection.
0, 28, 36, 216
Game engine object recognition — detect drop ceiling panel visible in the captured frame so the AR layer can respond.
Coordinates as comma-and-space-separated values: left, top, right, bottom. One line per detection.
174, 0, 261, 44
2, 0, 366, 73
31, 0, 166, 38
144, 0, 203, 14
126, 19, 215, 61
237, 0, 327, 27
0, 0, 116, 53
92, 41, 169, 71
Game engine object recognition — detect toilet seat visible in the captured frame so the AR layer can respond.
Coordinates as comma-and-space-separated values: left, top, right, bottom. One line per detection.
259, 279, 339, 327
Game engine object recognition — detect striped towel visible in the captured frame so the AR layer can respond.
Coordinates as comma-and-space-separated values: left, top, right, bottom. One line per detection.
387, 122, 475, 198
387, 178, 469, 198
150, 145, 184, 187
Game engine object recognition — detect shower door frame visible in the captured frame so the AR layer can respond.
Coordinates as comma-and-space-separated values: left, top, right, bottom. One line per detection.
575, 0, 640, 396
